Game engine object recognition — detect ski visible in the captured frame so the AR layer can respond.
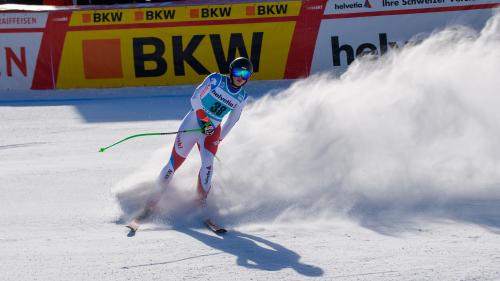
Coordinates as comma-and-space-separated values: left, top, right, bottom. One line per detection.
204, 219, 227, 234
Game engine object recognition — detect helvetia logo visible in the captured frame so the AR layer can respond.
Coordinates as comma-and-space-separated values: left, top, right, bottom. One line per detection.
331, 33, 404, 66
212, 90, 236, 108
334, 0, 370, 10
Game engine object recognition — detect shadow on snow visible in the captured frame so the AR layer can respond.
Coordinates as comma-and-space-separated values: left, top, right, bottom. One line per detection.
122, 220, 324, 277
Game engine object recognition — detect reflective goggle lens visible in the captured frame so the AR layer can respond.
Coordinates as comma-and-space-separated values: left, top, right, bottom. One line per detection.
231, 68, 252, 80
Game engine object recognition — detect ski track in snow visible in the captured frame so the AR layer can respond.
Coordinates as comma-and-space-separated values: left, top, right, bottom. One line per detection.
1, 15, 500, 281
0, 142, 47, 150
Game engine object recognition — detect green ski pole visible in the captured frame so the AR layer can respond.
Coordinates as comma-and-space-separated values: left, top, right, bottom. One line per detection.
98, 128, 202, 152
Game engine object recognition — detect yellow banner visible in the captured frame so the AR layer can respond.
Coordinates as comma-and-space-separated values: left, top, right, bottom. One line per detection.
70, 2, 301, 26
56, 22, 296, 88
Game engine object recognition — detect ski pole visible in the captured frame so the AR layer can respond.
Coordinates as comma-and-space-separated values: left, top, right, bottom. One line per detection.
98, 128, 202, 153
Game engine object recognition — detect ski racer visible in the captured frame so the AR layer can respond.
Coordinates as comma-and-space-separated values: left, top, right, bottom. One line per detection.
127, 57, 253, 232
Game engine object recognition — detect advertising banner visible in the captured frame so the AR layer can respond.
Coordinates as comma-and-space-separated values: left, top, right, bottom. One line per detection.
324, 0, 499, 15
57, 23, 297, 88
55, 1, 300, 88
0, 0, 498, 90
69, 2, 300, 26
313, 0, 499, 74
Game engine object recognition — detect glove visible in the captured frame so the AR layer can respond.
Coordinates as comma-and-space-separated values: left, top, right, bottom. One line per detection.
203, 122, 215, 136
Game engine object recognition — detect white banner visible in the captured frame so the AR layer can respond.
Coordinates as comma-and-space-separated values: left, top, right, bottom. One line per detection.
324, 0, 500, 14
312, 8, 498, 74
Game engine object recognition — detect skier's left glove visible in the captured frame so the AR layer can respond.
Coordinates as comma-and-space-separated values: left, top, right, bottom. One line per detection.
203, 122, 215, 136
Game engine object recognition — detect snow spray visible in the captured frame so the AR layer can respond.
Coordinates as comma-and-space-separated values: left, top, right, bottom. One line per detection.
114, 14, 500, 229
212, 14, 500, 227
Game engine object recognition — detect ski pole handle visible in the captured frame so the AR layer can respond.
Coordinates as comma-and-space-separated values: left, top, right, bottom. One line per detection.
98, 128, 202, 152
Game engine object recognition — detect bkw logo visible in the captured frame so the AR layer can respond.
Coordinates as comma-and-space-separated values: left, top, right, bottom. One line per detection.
133, 32, 263, 77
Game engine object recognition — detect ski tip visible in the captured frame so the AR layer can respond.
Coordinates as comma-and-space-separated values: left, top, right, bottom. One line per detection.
125, 224, 138, 237
215, 228, 227, 234
204, 219, 227, 234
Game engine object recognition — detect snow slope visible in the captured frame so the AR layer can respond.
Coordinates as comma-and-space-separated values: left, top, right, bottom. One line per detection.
1, 14, 500, 281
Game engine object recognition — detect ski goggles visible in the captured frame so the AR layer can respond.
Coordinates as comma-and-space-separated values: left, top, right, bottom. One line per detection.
231, 68, 252, 80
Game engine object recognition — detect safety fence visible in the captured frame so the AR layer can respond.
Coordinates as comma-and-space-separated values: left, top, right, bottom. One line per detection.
0, 0, 498, 89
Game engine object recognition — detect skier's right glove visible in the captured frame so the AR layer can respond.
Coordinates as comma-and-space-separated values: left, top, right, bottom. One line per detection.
203, 122, 215, 136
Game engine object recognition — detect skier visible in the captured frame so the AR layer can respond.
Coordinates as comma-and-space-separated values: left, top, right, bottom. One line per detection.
127, 57, 253, 233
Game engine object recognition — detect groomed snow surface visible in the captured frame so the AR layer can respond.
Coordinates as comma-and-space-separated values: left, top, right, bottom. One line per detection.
2, 15, 500, 281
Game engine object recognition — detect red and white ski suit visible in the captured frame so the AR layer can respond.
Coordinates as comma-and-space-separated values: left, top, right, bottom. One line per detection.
157, 73, 247, 203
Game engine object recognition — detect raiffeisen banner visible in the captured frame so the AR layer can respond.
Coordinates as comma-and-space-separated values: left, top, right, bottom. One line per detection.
56, 2, 302, 88
0, 12, 47, 89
